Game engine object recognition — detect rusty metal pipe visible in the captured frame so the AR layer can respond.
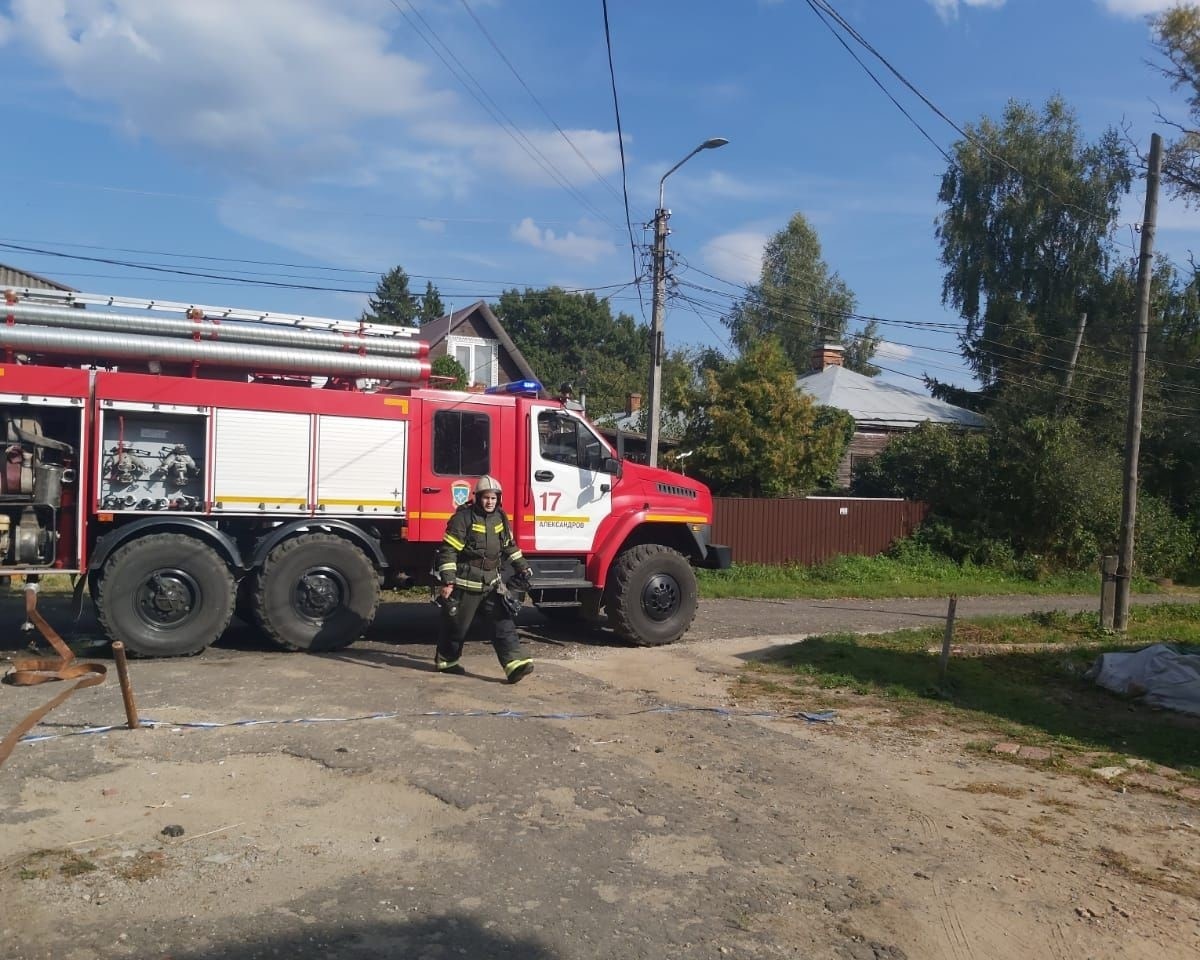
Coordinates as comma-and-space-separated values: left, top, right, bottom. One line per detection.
111, 642, 140, 730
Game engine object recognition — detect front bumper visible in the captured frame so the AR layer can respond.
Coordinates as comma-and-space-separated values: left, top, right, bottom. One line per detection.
699, 543, 732, 570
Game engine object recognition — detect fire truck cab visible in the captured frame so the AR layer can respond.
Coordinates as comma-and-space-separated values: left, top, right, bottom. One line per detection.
0, 288, 730, 657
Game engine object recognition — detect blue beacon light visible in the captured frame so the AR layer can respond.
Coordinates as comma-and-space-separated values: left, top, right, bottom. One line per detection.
485, 379, 543, 396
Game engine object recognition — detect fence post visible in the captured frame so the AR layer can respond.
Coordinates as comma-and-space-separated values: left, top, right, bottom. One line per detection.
938, 595, 958, 684
1099, 555, 1117, 631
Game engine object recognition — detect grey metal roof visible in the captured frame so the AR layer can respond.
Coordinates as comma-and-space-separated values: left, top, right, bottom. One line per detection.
795, 365, 986, 428
0, 263, 75, 292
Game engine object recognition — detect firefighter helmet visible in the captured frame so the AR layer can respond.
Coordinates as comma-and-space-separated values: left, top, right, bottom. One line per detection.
474, 475, 502, 496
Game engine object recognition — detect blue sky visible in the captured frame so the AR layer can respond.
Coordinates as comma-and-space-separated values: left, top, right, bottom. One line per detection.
0, 0, 1195, 391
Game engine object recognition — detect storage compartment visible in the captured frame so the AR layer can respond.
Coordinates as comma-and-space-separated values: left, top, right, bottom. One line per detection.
0, 401, 82, 566
97, 411, 207, 512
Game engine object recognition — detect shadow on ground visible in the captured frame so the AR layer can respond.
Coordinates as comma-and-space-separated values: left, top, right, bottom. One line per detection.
166, 916, 560, 960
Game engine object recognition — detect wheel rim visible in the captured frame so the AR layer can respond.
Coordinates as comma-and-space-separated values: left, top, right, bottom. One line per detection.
292, 565, 348, 623
136, 569, 200, 630
641, 572, 681, 623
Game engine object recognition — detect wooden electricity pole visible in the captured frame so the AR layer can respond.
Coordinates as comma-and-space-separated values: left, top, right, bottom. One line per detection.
1114, 134, 1162, 632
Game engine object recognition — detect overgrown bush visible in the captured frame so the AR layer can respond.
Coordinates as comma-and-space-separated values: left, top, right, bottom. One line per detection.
1135, 495, 1197, 578
854, 415, 1197, 577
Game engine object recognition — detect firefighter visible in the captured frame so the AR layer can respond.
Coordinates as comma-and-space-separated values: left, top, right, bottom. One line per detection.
434, 475, 535, 683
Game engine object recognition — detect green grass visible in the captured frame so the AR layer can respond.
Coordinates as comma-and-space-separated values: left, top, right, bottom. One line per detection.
749, 602, 1200, 778
698, 549, 1163, 600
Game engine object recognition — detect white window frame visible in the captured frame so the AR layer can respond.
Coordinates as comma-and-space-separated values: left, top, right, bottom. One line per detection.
446, 334, 499, 387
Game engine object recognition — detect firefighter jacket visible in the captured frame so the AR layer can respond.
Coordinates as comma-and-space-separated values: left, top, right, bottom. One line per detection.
436, 503, 528, 593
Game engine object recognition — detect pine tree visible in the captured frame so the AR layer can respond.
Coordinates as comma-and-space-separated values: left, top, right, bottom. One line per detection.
420, 281, 445, 325
363, 266, 418, 327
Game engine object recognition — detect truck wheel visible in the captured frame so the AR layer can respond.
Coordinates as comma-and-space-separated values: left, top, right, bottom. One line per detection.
96, 534, 235, 657
253, 533, 379, 652
605, 544, 697, 646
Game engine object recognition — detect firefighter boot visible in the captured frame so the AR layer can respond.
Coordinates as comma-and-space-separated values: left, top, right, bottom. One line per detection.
435, 658, 466, 676
504, 658, 534, 684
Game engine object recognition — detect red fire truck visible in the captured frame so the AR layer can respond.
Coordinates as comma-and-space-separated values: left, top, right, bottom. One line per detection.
0, 287, 730, 657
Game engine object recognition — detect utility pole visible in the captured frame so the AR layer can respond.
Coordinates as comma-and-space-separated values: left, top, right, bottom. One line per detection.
644, 137, 729, 467
1059, 311, 1087, 409
646, 206, 670, 467
1114, 133, 1162, 632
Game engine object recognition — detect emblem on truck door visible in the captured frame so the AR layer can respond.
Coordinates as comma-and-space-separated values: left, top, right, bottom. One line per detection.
451, 481, 471, 506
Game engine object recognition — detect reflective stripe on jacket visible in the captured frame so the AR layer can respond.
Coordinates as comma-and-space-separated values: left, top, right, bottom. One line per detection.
436, 502, 526, 593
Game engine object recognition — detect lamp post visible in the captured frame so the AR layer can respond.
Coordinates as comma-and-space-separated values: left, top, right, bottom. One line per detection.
645, 137, 728, 467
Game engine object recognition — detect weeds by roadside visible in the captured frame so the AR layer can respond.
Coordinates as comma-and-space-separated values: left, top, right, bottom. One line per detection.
696, 545, 1164, 600
738, 602, 1200, 780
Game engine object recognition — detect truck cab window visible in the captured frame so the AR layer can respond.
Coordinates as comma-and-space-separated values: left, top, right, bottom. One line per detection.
538, 411, 606, 471
433, 410, 491, 475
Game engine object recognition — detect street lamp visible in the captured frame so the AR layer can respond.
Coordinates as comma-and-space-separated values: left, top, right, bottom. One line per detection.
646, 137, 729, 467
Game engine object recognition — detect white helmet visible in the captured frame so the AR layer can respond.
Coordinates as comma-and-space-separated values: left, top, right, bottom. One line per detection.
474, 475, 502, 496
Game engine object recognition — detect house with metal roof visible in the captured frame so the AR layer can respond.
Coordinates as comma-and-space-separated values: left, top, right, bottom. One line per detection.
796, 344, 986, 486
0, 263, 75, 292
420, 300, 539, 390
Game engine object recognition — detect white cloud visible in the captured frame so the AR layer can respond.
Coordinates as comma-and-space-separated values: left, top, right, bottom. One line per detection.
416, 121, 622, 188
701, 231, 766, 284
1097, 0, 1176, 16
874, 340, 915, 362
928, 0, 1006, 23
2, 0, 452, 177
512, 218, 616, 263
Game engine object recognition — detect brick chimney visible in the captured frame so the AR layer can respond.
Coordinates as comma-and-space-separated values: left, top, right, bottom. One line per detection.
811, 343, 846, 371
625, 393, 642, 416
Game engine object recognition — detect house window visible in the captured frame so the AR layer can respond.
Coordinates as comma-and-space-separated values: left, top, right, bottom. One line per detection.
447, 335, 498, 388
850, 454, 876, 475
433, 410, 491, 476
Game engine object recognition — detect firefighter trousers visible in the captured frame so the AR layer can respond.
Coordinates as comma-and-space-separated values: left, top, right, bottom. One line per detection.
436, 589, 525, 667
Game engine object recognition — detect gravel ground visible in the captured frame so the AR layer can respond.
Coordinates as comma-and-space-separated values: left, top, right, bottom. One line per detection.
1, 588, 1198, 959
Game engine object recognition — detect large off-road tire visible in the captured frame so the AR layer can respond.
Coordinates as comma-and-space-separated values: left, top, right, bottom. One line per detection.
253, 532, 379, 652
96, 533, 236, 657
605, 544, 697, 646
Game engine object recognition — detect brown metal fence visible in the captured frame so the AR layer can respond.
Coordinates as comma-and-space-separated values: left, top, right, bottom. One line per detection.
711, 497, 929, 566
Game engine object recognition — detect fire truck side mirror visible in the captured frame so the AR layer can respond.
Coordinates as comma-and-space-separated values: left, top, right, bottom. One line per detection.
602, 457, 621, 477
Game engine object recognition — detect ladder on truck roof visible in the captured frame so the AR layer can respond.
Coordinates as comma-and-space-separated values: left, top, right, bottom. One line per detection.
3, 287, 421, 341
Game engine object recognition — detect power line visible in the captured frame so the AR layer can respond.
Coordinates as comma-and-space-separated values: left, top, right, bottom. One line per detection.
0, 237, 617, 291
385, 0, 620, 229
600, 0, 648, 319
7, 176, 606, 228
0, 241, 637, 300
458, 0, 622, 203
803, 0, 952, 164
807, 0, 1131, 230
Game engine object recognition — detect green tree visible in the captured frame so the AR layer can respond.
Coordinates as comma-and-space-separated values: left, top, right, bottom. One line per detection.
853, 417, 1195, 577
683, 339, 853, 497
1151, 4, 1200, 201
935, 97, 1132, 389
493, 287, 648, 417
431, 353, 467, 390
420, 281, 445, 325
363, 265, 418, 327
724, 212, 879, 376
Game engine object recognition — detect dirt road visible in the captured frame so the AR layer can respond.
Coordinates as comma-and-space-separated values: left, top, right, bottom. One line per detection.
1, 593, 1198, 959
